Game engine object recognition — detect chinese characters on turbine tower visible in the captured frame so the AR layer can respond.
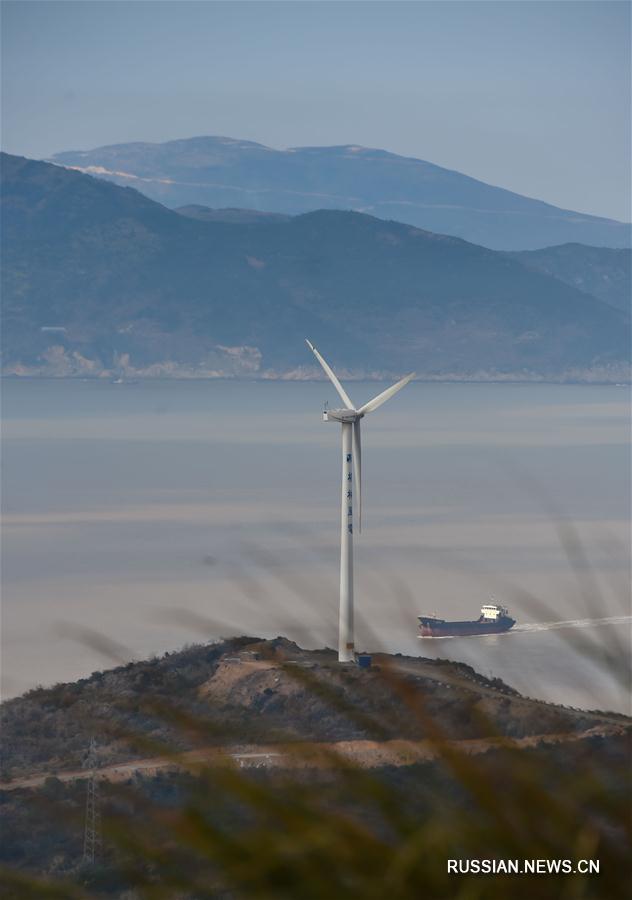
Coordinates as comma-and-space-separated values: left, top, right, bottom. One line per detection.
347, 452, 353, 532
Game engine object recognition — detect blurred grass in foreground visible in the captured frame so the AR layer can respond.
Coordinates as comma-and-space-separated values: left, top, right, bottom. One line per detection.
0, 522, 630, 900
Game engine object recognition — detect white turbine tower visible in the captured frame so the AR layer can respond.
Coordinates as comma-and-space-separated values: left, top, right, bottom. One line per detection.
306, 340, 415, 662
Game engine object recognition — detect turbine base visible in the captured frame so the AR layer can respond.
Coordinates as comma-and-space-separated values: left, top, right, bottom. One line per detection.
338, 644, 355, 664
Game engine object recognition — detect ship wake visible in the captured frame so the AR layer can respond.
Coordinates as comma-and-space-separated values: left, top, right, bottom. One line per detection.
511, 615, 631, 634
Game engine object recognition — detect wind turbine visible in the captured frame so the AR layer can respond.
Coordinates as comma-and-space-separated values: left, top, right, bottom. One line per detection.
306, 340, 415, 662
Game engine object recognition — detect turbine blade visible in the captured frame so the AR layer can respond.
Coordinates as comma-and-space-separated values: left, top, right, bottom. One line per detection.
305, 339, 354, 409
357, 372, 415, 415
353, 419, 362, 533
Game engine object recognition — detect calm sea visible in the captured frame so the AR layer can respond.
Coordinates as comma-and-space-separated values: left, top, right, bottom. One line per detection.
1, 378, 630, 713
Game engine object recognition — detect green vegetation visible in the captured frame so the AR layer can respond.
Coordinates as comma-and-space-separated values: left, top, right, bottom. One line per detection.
1, 734, 630, 899
0, 638, 613, 781
1, 635, 630, 898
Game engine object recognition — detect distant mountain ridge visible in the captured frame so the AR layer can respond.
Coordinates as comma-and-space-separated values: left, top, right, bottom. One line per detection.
49, 136, 631, 252
1, 153, 629, 381
176, 205, 292, 225
506, 244, 631, 313
174, 207, 632, 314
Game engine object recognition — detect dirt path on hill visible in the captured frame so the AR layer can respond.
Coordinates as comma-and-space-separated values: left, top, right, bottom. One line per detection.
384, 657, 630, 725
1, 724, 626, 792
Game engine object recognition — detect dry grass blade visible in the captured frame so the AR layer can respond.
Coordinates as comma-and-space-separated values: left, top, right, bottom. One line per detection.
2, 524, 630, 899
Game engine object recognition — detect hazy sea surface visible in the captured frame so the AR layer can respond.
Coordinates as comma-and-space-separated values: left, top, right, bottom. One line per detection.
2, 379, 630, 713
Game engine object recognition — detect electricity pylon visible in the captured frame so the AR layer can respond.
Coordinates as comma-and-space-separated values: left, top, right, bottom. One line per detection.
82, 736, 102, 865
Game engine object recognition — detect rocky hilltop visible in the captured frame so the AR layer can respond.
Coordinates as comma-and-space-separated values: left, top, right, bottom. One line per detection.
2, 636, 630, 897
1, 636, 627, 785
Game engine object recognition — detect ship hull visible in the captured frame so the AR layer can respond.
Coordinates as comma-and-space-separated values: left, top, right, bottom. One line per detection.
418, 617, 515, 638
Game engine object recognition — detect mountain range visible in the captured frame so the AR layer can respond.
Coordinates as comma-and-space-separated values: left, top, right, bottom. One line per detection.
1, 152, 629, 380
173, 208, 631, 314
506, 244, 631, 314
49, 137, 631, 252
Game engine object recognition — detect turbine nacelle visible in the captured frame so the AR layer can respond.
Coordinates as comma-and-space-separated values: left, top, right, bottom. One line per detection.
324, 408, 364, 423
306, 337, 415, 531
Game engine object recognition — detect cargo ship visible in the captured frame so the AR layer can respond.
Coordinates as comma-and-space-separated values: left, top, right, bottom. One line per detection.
418, 603, 516, 638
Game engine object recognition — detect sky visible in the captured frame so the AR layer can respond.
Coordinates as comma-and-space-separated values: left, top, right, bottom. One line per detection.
1, 1, 630, 221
